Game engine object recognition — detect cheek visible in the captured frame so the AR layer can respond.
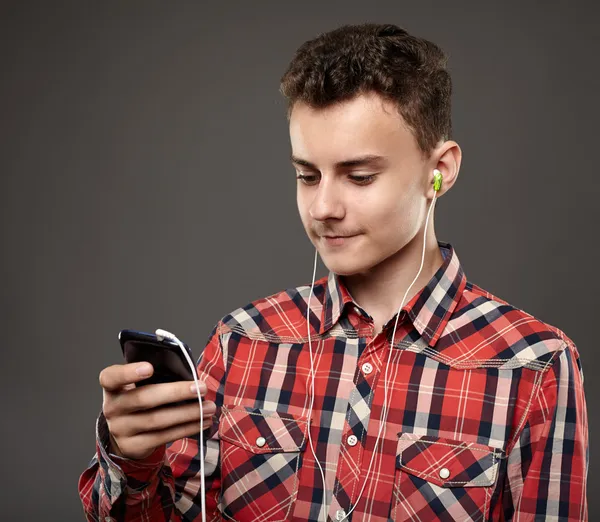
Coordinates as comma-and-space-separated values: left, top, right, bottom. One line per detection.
357, 191, 400, 231
296, 193, 311, 230
361, 190, 420, 239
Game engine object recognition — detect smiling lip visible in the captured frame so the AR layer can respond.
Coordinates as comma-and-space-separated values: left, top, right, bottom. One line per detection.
321, 234, 359, 246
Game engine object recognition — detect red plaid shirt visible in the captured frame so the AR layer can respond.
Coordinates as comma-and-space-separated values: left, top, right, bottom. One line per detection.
78, 241, 588, 521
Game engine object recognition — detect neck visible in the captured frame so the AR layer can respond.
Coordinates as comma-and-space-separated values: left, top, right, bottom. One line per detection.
341, 231, 444, 328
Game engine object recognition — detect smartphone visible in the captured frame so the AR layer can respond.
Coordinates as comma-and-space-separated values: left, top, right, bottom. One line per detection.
119, 329, 196, 386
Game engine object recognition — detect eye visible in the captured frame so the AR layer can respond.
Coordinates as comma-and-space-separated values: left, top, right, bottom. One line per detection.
296, 173, 320, 186
348, 174, 376, 185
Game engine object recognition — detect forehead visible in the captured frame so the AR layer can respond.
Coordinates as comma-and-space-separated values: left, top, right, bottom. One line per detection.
288, 92, 418, 162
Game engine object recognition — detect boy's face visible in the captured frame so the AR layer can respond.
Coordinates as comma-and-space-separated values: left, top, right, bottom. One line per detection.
289, 91, 433, 276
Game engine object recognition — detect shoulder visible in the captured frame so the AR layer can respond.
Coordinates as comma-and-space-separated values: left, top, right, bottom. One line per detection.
435, 280, 579, 371
216, 279, 326, 343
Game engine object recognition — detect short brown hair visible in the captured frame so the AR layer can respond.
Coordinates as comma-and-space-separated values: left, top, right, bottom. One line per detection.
279, 23, 452, 158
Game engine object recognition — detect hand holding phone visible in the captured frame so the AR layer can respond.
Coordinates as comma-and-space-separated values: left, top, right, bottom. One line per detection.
97, 330, 216, 460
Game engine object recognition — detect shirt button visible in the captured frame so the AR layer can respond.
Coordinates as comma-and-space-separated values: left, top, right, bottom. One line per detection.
347, 435, 358, 446
439, 467, 450, 479
362, 362, 373, 375
336, 509, 346, 521
256, 436, 266, 447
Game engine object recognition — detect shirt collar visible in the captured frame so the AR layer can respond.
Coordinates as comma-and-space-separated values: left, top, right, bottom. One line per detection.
318, 240, 468, 347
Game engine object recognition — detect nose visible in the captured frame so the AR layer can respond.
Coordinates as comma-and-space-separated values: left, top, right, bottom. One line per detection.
308, 178, 344, 221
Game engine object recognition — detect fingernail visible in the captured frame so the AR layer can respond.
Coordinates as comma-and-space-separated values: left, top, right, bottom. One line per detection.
203, 401, 216, 413
190, 382, 206, 394
136, 363, 152, 376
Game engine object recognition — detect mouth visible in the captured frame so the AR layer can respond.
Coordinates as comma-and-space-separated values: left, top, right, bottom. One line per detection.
320, 234, 360, 246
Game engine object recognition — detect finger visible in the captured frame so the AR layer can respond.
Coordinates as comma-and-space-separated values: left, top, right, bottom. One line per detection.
117, 380, 207, 413
119, 400, 217, 435
99, 363, 154, 392
123, 419, 214, 455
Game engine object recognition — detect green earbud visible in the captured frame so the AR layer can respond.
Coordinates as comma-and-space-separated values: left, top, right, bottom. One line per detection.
433, 169, 443, 192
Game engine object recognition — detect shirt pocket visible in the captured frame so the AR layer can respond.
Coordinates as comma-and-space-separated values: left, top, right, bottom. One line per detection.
218, 405, 309, 522
390, 433, 502, 522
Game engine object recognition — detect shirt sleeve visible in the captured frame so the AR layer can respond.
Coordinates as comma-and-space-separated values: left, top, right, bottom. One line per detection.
78, 321, 227, 521
503, 339, 589, 520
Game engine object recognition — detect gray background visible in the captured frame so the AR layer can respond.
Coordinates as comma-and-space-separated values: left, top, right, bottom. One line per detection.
1, 1, 598, 519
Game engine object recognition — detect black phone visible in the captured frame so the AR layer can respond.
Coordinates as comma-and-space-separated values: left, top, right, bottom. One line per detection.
119, 329, 196, 386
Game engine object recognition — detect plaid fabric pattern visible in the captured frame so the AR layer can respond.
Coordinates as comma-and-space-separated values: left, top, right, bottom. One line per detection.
78, 240, 588, 521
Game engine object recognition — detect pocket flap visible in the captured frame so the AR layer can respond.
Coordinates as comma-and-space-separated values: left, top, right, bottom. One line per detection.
396, 433, 502, 488
219, 406, 309, 454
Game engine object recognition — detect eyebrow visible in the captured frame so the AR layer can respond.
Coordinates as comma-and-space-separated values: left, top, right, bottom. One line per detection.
290, 154, 388, 169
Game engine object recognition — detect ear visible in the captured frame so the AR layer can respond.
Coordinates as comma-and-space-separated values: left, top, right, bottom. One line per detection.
428, 140, 462, 199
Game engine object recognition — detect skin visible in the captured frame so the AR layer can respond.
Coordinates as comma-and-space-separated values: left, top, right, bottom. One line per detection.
290, 91, 462, 333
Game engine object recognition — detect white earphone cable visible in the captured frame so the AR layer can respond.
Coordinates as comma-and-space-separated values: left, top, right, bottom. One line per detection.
340, 187, 438, 520
155, 328, 207, 522
305, 248, 328, 522
305, 183, 439, 521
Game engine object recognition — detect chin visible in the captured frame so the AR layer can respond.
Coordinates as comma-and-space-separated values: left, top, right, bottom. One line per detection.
318, 252, 378, 276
